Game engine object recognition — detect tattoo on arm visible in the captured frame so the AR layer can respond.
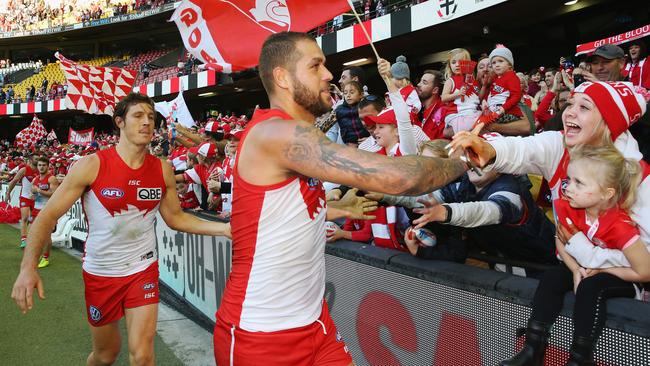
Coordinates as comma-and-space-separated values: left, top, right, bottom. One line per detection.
283, 124, 467, 196
284, 125, 379, 178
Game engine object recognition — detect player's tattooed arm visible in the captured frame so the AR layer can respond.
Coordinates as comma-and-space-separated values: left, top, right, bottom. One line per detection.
279, 122, 467, 196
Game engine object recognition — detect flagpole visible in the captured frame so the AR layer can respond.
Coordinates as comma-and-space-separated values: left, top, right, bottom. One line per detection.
346, 0, 380, 61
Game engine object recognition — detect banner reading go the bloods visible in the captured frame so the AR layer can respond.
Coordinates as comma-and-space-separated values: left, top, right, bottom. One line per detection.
576, 24, 650, 56
68, 127, 95, 146
170, 0, 351, 73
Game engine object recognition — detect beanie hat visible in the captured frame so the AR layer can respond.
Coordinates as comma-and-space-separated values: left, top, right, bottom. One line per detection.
573, 81, 647, 140
197, 142, 217, 158
390, 56, 410, 80
489, 44, 514, 67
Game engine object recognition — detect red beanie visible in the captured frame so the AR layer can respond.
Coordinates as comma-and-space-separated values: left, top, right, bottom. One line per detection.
573, 81, 647, 140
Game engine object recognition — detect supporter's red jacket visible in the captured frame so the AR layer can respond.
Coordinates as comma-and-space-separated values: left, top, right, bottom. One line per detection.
342, 219, 372, 243
534, 91, 555, 127
623, 57, 650, 89
488, 70, 522, 117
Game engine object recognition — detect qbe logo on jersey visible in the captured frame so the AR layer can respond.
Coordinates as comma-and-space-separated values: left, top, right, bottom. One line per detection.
137, 188, 162, 201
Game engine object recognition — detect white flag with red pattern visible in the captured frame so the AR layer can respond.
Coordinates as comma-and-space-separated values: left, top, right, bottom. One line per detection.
55, 52, 136, 115
15, 115, 47, 147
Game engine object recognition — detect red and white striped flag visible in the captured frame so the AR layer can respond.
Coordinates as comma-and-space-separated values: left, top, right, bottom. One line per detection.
171, 0, 351, 72
15, 115, 47, 147
55, 52, 136, 115
46, 129, 59, 145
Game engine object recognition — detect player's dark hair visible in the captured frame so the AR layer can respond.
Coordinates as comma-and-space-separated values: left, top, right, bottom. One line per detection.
112, 93, 155, 133
259, 32, 315, 96
36, 156, 49, 165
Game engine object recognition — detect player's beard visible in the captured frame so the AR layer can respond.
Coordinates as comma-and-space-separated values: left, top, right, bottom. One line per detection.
291, 78, 331, 118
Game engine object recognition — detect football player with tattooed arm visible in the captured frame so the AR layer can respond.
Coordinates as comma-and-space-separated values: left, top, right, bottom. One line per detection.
213, 31, 470, 366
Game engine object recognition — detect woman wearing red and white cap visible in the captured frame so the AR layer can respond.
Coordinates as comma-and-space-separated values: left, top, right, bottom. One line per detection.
450, 81, 650, 365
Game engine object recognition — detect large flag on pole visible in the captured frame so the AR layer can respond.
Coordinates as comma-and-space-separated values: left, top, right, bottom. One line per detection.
170, 0, 351, 72
55, 52, 137, 115
15, 115, 47, 148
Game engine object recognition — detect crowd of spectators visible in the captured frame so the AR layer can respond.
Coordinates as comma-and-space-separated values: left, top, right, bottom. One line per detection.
0, 77, 67, 104
0, 131, 117, 185
0, 0, 171, 33
316, 0, 424, 36
319, 38, 649, 261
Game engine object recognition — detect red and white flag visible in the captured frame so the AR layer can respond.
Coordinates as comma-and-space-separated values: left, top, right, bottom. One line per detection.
171, 0, 351, 72
46, 129, 58, 142
15, 115, 47, 148
68, 127, 95, 146
56, 52, 136, 115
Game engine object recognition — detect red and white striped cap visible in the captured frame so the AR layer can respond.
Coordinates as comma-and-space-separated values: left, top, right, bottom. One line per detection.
204, 121, 219, 133
197, 142, 217, 158
225, 128, 244, 140
573, 81, 647, 140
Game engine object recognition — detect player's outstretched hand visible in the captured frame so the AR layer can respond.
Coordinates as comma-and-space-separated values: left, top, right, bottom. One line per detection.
11, 268, 45, 314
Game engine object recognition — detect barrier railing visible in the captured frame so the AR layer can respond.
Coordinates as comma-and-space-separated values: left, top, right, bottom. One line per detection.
3, 183, 649, 365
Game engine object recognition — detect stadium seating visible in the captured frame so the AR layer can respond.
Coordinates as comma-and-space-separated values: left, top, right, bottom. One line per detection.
12, 56, 117, 100
0, 61, 43, 86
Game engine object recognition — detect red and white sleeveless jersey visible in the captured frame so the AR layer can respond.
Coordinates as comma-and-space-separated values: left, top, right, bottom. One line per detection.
32, 173, 53, 210
82, 147, 166, 277
217, 109, 328, 332
20, 165, 37, 199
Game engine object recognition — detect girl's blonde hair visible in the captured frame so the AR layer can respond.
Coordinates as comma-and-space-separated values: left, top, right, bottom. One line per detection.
444, 48, 471, 79
569, 145, 642, 211
418, 139, 450, 158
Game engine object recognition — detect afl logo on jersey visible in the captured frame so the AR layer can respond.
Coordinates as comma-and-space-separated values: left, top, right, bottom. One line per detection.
101, 188, 124, 199
142, 282, 156, 291
89, 305, 102, 322
137, 188, 162, 201
307, 178, 320, 190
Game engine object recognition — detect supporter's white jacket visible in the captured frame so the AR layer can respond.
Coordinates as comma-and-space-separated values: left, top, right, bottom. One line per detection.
488, 130, 650, 268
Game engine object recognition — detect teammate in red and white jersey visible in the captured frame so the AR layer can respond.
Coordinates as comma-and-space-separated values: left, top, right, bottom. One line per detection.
30, 156, 59, 269
12, 93, 231, 366
5, 154, 38, 248
213, 32, 469, 366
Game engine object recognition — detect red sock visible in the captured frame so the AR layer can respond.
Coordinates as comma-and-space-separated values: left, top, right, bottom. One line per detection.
21, 236, 26, 240
43, 252, 49, 259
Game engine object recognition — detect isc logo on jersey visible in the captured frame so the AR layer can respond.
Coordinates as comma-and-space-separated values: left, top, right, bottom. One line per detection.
137, 188, 162, 201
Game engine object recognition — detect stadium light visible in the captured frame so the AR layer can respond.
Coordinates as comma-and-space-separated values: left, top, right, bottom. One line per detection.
343, 58, 369, 66
564, 0, 578, 5
199, 92, 216, 97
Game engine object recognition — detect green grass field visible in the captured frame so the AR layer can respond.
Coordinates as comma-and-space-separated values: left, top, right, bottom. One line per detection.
0, 224, 184, 366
